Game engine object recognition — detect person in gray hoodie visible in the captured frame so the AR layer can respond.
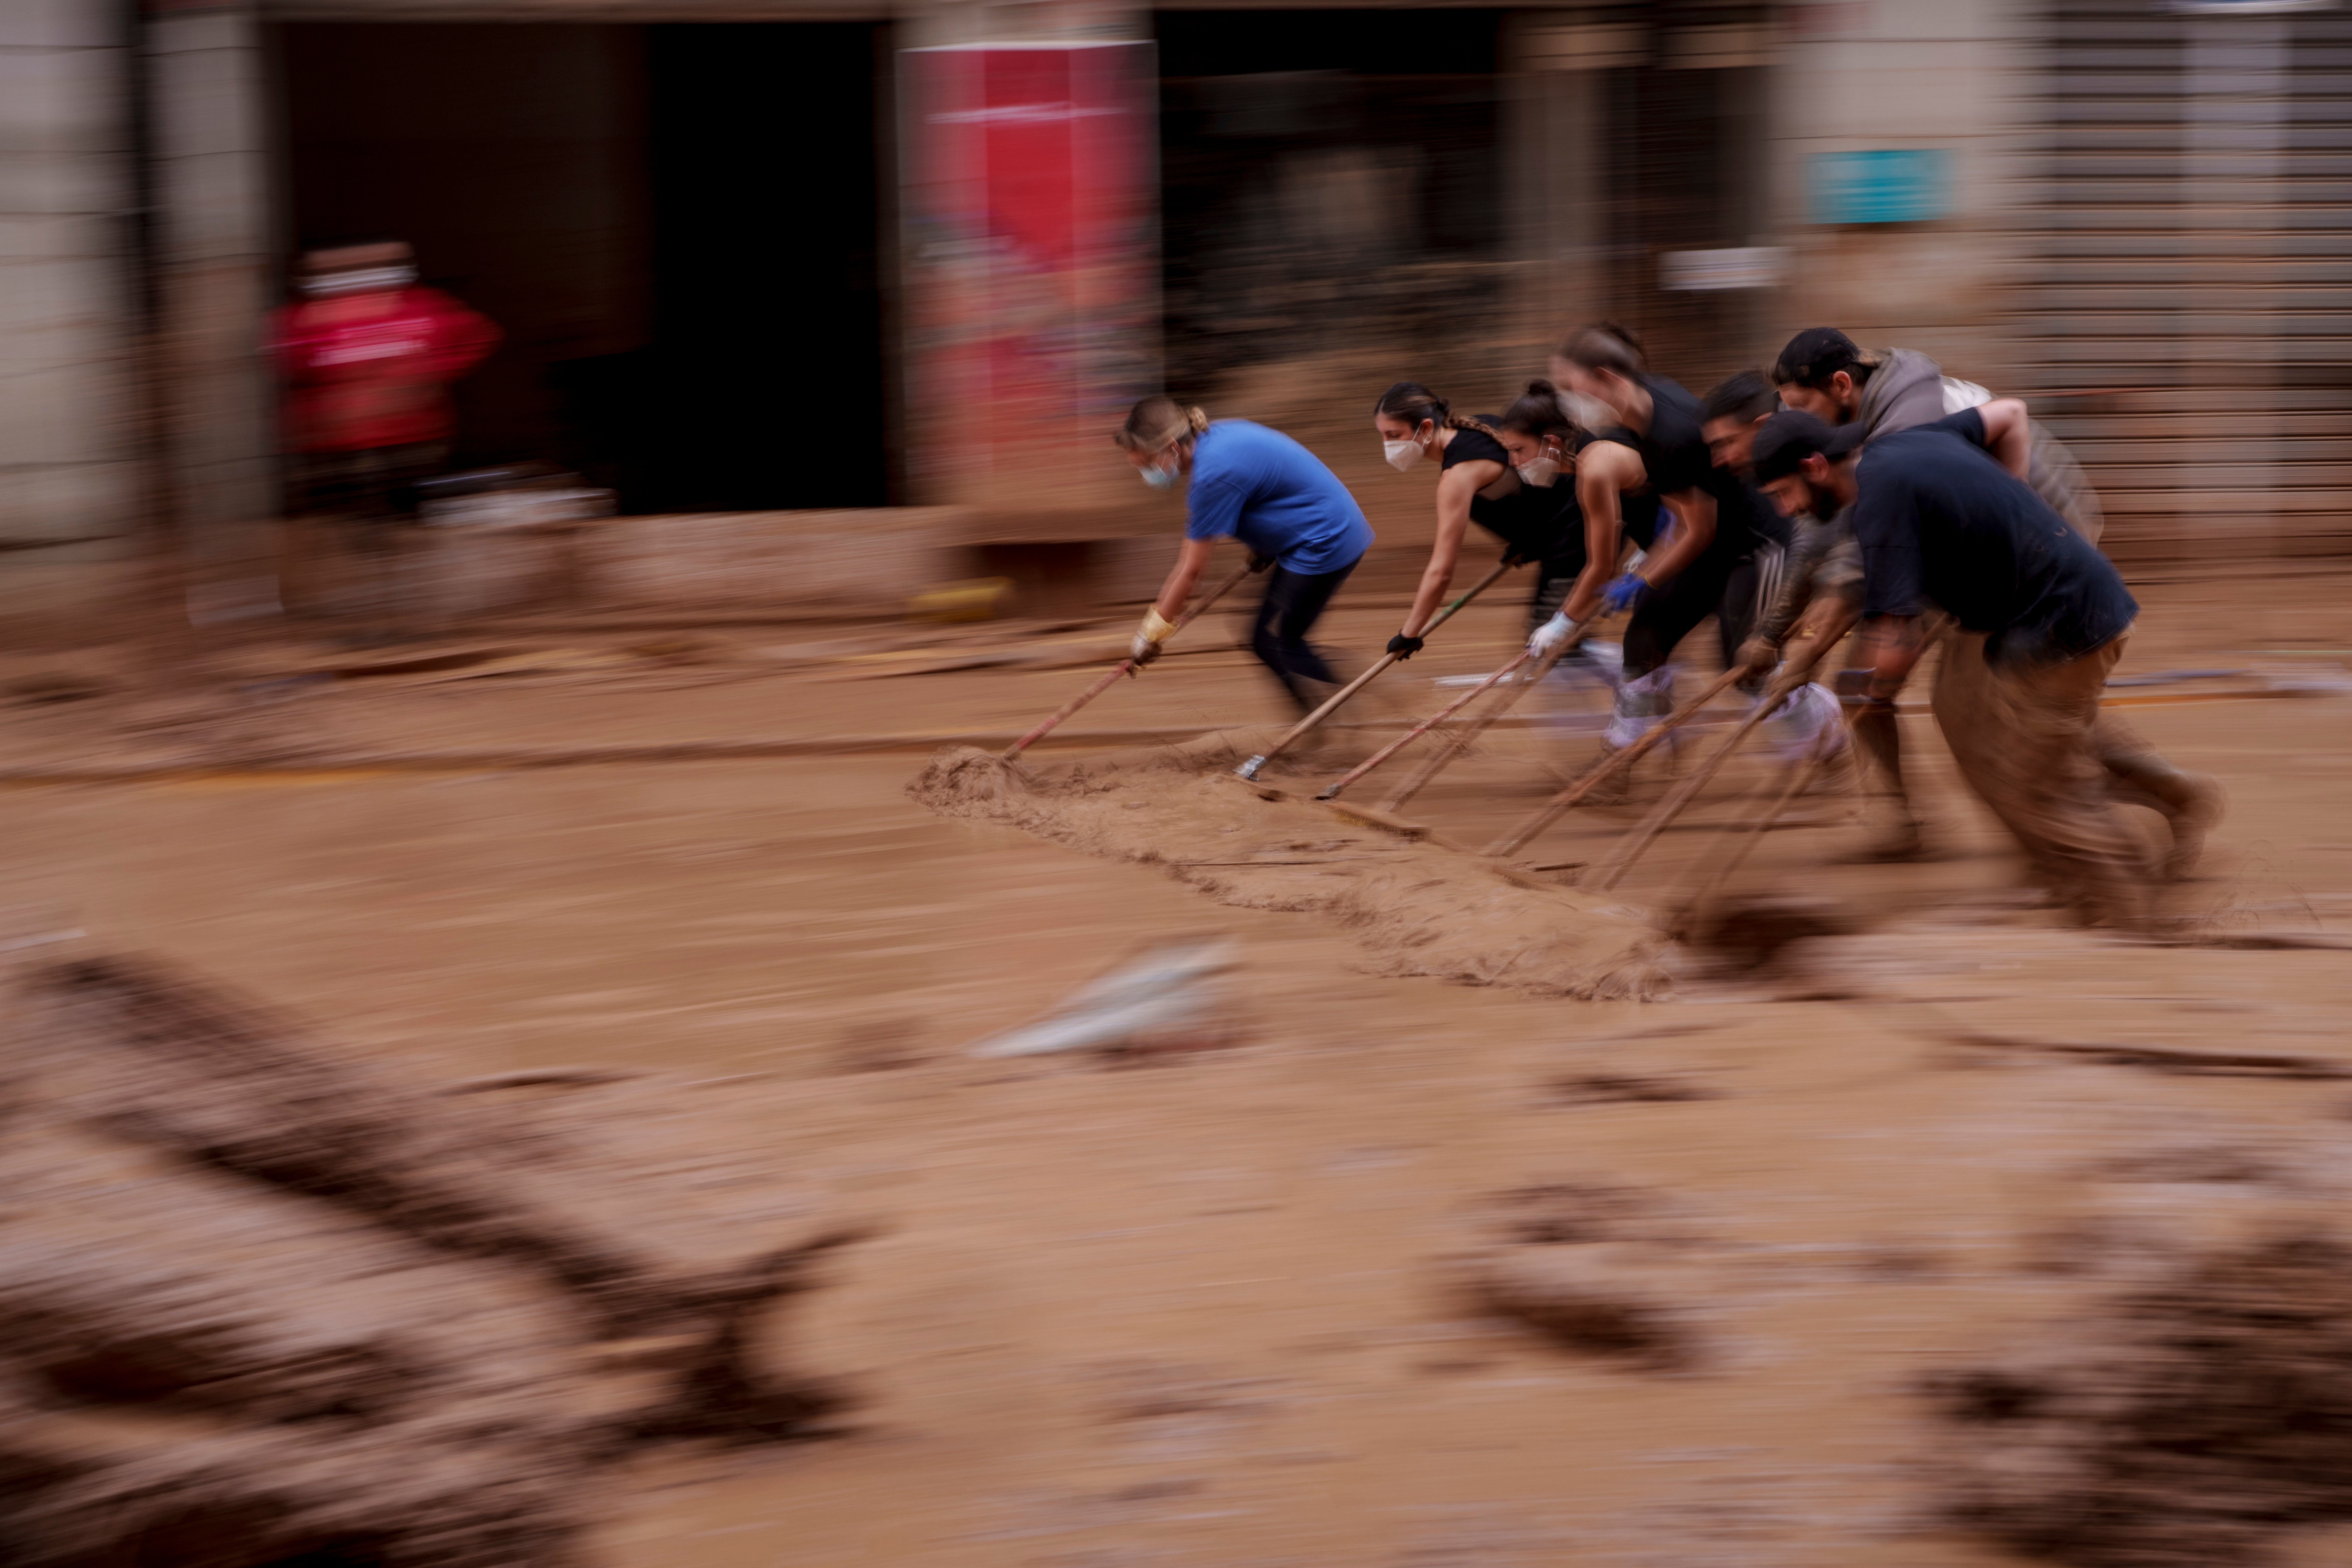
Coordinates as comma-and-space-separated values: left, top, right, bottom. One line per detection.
1768, 327, 2219, 879
1772, 328, 2102, 542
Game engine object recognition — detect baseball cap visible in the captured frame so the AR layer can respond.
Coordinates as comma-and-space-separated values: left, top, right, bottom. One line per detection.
1751, 410, 1866, 485
1773, 326, 1863, 388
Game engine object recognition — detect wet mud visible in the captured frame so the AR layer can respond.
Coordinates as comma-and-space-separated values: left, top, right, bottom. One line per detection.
0, 957, 855, 1568
909, 740, 1672, 1000
1927, 1228, 2352, 1566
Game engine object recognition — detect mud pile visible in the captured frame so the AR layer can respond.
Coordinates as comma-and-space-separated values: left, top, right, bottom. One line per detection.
0, 956, 856, 1567
1443, 1180, 1722, 1372
1927, 1230, 2352, 1566
910, 740, 1670, 1000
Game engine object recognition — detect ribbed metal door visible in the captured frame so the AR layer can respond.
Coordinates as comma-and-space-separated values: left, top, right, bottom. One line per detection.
2017, 0, 2352, 558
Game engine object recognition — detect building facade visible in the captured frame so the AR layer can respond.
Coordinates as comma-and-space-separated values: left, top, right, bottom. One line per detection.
4, 0, 2342, 626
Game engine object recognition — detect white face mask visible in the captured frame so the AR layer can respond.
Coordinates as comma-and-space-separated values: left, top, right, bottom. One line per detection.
1515, 455, 1561, 488
1382, 430, 1428, 473
1139, 450, 1180, 490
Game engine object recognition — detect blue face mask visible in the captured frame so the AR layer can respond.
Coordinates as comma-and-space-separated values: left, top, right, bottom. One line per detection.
1140, 454, 1179, 490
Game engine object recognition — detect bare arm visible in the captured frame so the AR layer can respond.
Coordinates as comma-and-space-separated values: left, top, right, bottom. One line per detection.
1401, 460, 1500, 636
1970, 397, 2033, 481
1860, 613, 1926, 703
1152, 535, 1216, 621
1631, 486, 1718, 590
1562, 441, 1644, 623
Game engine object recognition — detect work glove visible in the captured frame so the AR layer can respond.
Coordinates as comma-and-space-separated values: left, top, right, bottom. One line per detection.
1386, 632, 1425, 660
1247, 551, 1275, 574
1129, 607, 1176, 668
1527, 611, 1578, 657
1736, 635, 1779, 674
1600, 573, 1648, 614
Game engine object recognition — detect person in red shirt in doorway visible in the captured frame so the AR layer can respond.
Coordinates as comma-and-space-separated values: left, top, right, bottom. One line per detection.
274, 240, 501, 522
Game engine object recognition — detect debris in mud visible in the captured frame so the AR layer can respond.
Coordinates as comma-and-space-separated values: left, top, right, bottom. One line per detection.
1545, 1071, 1720, 1106
1445, 1182, 1713, 1371
1, 955, 859, 1568
1924, 1232, 2352, 1567
909, 742, 1671, 1000
969, 937, 1245, 1060
1679, 893, 1855, 976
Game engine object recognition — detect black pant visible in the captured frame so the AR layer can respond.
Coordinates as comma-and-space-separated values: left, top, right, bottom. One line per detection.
1251, 556, 1360, 713
1621, 545, 1769, 682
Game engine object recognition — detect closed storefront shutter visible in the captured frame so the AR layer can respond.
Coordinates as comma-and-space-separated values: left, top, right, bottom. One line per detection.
2018, 0, 2352, 561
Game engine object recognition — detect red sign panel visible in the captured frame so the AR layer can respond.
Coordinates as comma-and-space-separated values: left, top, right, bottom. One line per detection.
899, 41, 1159, 514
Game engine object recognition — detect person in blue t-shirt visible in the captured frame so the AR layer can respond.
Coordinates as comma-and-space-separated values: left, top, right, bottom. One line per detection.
1118, 395, 1375, 714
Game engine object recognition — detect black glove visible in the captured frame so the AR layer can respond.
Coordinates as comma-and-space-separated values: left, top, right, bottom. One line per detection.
1247, 551, 1274, 574
1386, 632, 1425, 660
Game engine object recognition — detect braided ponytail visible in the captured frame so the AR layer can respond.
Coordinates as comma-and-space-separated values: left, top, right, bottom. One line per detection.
1377, 381, 1500, 441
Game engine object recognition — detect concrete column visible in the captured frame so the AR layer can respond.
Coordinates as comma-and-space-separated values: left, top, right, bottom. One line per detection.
1767, 0, 2036, 386
149, 0, 276, 588
0, 0, 140, 570
893, 0, 1157, 547
1503, 11, 1632, 340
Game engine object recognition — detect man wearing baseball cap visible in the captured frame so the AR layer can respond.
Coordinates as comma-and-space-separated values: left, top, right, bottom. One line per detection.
1771, 326, 2104, 544
1750, 401, 2220, 929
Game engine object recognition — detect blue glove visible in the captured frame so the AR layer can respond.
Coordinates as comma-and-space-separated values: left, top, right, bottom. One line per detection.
1600, 573, 1647, 613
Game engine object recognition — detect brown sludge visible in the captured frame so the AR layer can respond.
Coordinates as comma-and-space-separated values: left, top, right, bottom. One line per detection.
909, 739, 1671, 1000
1925, 1232, 2352, 1567
0, 956, 857, 1568
1443, 1180, 1716, 1373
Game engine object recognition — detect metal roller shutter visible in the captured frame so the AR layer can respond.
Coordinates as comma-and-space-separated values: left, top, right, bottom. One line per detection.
2016, 0, 2352, 560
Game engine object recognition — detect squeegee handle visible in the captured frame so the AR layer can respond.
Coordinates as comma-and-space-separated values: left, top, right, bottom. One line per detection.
1319, 647, 1534, 800
1379, 619, 1600, 812
1588, 668, 1805, 888
1483, 661, 1748, 858
1001, 558, 1258, 762
1242, 557, 1517, 774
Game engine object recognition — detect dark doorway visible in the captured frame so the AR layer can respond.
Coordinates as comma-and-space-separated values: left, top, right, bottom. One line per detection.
277, 21, 886, 513
640, 23, 886, 512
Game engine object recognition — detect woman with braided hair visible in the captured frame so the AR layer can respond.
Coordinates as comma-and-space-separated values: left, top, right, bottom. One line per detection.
1117, 395, 1374, 714
1371, 382, 1516, 663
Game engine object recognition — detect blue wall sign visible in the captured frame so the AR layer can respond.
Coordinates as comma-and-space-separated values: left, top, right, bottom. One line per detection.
1808, 148, 1952, 225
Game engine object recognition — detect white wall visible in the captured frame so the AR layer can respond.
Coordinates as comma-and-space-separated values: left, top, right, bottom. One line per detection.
1767, 0, 2040, 387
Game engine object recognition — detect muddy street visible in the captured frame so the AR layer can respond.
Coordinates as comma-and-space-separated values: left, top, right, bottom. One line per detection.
2, 573, 2351, 1566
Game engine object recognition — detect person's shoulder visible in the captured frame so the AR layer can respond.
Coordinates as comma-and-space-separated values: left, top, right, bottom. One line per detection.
1642, 375, 1702, 420
1444, 425, 1507, 466
1860, 422, 1951, 463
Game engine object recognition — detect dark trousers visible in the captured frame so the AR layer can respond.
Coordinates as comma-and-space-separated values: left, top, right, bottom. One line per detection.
1621, 546, 1768, 682
1251, 556, 1360, 714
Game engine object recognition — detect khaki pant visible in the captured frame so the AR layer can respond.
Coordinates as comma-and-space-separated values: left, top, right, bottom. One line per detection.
1932, 629, 2151, 929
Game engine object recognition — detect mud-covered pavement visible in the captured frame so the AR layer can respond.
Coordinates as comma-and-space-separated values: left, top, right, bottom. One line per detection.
5, 569, 2352, 1566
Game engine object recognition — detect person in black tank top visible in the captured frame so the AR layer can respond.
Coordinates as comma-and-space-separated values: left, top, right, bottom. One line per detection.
1369, 382, 1523, 662
1548, 324, 1789, 763
1486, 379, 1659, 635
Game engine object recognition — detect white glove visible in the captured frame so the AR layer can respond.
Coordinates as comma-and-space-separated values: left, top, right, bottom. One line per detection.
1528, 611, 1578, 657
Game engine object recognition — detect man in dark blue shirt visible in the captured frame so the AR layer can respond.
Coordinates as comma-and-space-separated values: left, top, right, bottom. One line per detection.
1752, 404, 2221, 929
